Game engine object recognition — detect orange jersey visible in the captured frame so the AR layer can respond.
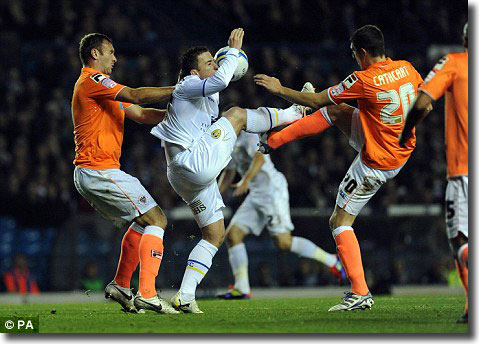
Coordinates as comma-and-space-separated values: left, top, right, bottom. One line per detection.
72, 67, 132, 169
420, 52, 468, 178
328, 58, 423, 170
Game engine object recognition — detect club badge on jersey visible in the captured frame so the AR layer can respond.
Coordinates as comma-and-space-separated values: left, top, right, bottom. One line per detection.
211, 129, 222, 139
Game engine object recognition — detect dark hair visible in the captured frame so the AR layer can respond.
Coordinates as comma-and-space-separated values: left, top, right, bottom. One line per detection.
79, 33, 112, 66
350, 25, 385, 57
178, 46, 209, 81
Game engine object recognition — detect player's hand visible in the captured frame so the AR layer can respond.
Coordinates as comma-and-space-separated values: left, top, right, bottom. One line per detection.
228, 28, 244, 50
232, 179, 249, 196
254, 74, 283, 95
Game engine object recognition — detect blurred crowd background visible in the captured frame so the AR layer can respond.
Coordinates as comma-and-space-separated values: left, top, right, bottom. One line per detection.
0, 0, 468, 294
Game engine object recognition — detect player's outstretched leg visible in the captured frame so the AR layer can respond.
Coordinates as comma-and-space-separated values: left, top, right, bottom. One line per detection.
241, 82, 314, 134
257, 82, 316, 153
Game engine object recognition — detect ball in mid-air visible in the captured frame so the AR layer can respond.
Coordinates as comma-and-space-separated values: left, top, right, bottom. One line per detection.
214, 46, 248, 81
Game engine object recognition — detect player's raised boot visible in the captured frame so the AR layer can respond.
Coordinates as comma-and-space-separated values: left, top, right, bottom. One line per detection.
217, 288, 251, 300
283, 81, 315, 119
328, 291, 374, 312
258, 132, 275, 154
104, 280, 140, 313
134, 292, 180, 314
258, 82, 315, 154
329, 255, 347, 285
171, 291, 204, 314
301, 81, 315, 94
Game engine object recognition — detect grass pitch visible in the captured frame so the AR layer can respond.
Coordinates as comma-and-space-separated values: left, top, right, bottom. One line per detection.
0, 294, 468, 333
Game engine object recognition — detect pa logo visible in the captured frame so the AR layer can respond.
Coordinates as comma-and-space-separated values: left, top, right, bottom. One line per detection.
211, 129, 222, 139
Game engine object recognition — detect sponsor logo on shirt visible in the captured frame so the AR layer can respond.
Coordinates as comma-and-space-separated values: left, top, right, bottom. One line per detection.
189, 200, 206, 215
211, 129, 222, 139
101, 78, 117, 89
330, 83, 345, 97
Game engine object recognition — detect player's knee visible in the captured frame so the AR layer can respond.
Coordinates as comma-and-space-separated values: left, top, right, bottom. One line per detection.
325, 105, 339, 122
140, 206, 168, 229
223, 106, 246, 122
326, 103, 352, 122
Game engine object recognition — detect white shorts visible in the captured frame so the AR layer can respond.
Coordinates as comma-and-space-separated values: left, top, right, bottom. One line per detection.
445, 176, 468, 239
336, 109, 403, 216
73, 167, 157, 229
166, 117, 237, 228
230, 174, 294, 236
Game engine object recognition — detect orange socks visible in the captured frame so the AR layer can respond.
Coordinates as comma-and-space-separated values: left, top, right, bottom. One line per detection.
139, 226, 165, 299
333, 226, 369, 296
456, 243, 468, 313
268, 108, 332, 149
114, 227, 142, 289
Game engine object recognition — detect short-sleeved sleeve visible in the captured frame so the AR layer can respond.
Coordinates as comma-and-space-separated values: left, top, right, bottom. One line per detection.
328, 72, 364, 104
420, 55, 456, 101
85, 72, 126, 100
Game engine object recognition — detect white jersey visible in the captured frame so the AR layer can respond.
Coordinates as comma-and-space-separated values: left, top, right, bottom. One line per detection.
229, 132, 285, 196
151, 48, 240, 149
228, 132, 294, 235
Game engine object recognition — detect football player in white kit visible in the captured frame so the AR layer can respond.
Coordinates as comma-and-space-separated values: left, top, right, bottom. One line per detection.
150, 28, 311, 313
217, 131, 345, 299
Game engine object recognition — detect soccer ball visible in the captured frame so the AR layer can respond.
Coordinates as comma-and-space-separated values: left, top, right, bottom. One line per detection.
214, 46, 248, 81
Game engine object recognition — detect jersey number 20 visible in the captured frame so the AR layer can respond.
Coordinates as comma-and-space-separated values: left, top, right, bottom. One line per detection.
377, 82, 416, 125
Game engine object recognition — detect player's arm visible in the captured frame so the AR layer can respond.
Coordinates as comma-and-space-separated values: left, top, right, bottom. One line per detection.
399, 91, 434, 147
218, 168, 236, 194
183, 29, 244, 98
115, 86, 175, 104
254, 74, 332, 109
182, 51, 238, 98
124, 105, 167, 125
232, 153, 265, 196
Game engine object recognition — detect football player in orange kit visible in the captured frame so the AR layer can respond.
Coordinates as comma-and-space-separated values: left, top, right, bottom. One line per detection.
72, 33, 179, 314
400, 23, 469, 324
255, 25, 431, 311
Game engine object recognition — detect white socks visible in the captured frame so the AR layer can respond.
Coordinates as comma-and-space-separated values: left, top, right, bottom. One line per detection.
290, 236, 337, 268
143, 225, 165, 239
228, 243, 250, 294
245, 106, 303, 132
179, 239, 218, 303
